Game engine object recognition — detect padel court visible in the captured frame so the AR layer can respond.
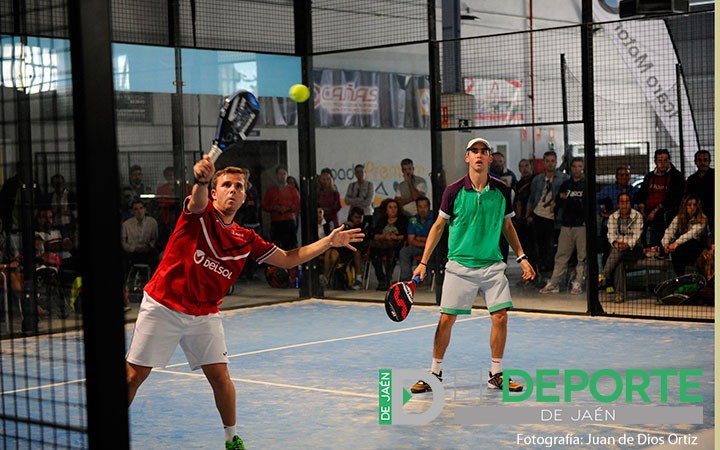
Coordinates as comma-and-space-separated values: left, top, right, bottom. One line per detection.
3, 299, 713, 449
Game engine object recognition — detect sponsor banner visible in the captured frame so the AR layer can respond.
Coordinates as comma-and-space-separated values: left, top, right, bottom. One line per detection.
464, 78, 525, 125
257, 69, 431, 129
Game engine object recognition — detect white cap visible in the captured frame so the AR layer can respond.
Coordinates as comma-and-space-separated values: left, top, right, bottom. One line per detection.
466, 137, 492, 151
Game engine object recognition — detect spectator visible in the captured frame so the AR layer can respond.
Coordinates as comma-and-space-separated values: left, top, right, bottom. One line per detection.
317, 168, 342, 229
399, 196, 433, 281
539, 157, 586, 295
662, 195, 708, 276
596, 167, 639, 264
46, 173, 77, 239
635, 149, 685, 247
525, 151, 569, 273
35, 207, 75, 270
345, 164, 374, 225
685, 150, 714, 227
0, 218, 22, 313
598, 193, 644, 303
128, 164, 151, 198
370, 198, 408, 290
120, 199, 159, 273
512, 159, 536, 280
236, 168, 262, 281
395, 158, 427, 216
321, 206, 367, 290
490, 152, 518, 188
155, 166, 184, 250
262, 166, 301, 250
0, 162, 44, 232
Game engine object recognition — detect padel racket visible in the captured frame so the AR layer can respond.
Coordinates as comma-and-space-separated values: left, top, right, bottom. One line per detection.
385, 275, 421, 322
206, 90, 260, 163
654, 273, 706, 305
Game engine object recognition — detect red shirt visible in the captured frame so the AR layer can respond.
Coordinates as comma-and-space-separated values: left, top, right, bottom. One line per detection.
145, 199, 277, 315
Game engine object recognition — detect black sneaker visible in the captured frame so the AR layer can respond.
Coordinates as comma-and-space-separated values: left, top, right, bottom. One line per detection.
487, 371, 523, 392
411, 371, 442, 393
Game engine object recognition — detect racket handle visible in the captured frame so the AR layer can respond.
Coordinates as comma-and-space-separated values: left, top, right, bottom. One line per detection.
207, 145, 222, 164
412, 275, 421, 285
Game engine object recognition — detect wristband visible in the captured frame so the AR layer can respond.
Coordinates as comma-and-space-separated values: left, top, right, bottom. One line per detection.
516, 254, 529, 264
418, 261, 427, 266
194, 178, 209, 186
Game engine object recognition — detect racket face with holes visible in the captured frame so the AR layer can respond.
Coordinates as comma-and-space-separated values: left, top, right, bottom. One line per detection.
208, 90, 260, 163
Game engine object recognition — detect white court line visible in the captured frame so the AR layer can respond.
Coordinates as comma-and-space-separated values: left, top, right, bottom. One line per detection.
1, 378, 85, 396
155, 368, 378, 399
163, 315, 488, 369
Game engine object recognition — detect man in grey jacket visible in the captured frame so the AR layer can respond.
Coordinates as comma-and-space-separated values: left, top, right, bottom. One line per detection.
525, 151, 568, 273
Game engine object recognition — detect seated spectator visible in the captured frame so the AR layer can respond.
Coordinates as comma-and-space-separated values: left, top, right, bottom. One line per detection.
0, 218, 22, 314
35, 207, 76, 272
120, 199, 159, 274
662, 195, 708, 276
321, 206, 367, 290
370, 198, 408, 290
596, 167, 639, 264
399, 196, 433, 281
598, 193, 644, 303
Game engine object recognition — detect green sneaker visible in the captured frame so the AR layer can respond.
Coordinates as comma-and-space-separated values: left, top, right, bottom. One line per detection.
226, 435, 245, 450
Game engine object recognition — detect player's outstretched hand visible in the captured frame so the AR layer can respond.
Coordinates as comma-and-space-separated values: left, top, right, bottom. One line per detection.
328, 224, 365, 252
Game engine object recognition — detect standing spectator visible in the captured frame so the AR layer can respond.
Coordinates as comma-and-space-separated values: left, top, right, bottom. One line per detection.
121, 199, 159, 273
317, 168, 342, 229
395, 158, 427, 216
598, 193, 644, 303
399, 196, 433, 281
345, 164, 374, 224
490, 152, 518, 188
236, 168, 262, 281
512, 159, 537, 283
662, 195, 708, 276
685, 150, 714, 227
46, 173, 77, 239
635, 149, 685, 247
262, 166, 301, 250
155, 167, 184, 251
370, 198, 408, 290
596, 167, 639, 264
525, 151, 568, 273
539, 157, 586, 295
128, 164, 151, 198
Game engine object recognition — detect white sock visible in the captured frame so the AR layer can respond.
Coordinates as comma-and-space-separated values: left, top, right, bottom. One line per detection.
224, 425, 237, 442
491, 358, 502, 375
431, 358, 442, 375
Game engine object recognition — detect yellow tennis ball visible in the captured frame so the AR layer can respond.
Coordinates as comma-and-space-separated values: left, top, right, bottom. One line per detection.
289, 84, 311, 103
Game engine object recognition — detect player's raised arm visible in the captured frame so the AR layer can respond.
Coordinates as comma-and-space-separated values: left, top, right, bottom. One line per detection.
188, 155, 215, 214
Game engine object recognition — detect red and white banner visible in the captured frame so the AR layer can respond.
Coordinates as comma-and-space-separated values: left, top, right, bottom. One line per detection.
464, 78, 525, 125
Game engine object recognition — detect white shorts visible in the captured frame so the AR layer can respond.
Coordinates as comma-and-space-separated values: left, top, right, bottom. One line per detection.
440, 260, 513, 315
126, 293, 229, 371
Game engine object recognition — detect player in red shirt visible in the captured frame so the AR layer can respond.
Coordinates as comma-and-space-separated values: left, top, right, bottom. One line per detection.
126, 155, 364, 449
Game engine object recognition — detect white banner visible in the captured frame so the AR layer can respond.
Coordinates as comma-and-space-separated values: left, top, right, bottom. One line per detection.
593, 1, 699, 172
464, 78, 525, 125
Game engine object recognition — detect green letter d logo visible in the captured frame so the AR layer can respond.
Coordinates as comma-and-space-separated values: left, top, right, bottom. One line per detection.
392, 369, 444, 425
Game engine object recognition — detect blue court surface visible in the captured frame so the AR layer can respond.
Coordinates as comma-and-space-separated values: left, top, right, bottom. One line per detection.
124, 300, 714, 449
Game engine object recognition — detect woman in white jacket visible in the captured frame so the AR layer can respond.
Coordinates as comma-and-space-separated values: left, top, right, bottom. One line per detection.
599, 193, 644, 303
662, 195, 708, 276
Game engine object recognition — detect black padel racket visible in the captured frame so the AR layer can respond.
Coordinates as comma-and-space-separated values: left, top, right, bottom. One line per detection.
385, 275, 421, 322
207, 90, 260, 163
